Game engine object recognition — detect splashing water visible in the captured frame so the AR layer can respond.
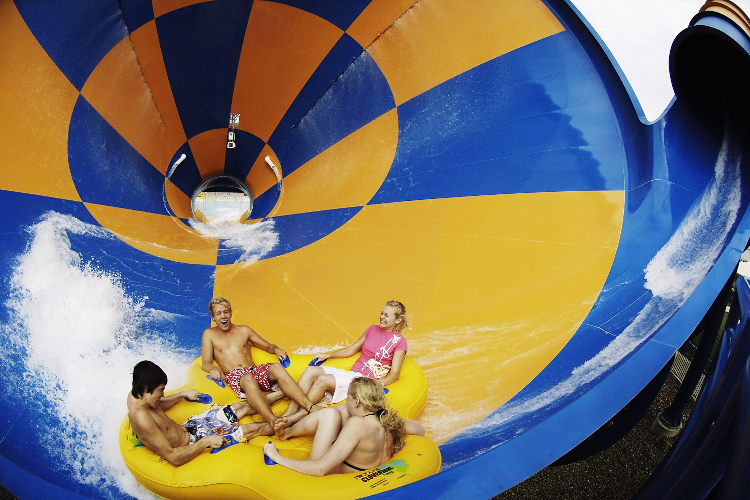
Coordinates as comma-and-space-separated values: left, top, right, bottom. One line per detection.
408, 322, 537, 444
0, 211, 194, 498
188, 217, 279, 263
446, 118, 743, 467
293, 343, 349, 355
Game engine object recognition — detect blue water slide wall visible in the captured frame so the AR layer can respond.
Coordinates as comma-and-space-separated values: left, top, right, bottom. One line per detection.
1, 0, 750, 498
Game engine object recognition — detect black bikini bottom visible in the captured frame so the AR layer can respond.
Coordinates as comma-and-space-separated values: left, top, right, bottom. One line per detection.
342, 460, 369, 472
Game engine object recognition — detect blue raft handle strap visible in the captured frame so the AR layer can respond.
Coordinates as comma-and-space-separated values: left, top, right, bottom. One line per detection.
184, 393, 213, 404
210, 435, 238, 454
264, 441, 276, 465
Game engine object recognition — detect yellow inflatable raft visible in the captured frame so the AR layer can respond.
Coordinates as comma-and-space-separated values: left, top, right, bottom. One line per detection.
119, 352, 441, 499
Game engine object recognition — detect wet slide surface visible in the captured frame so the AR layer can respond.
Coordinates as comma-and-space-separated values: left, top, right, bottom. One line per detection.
1, 0, 749, 498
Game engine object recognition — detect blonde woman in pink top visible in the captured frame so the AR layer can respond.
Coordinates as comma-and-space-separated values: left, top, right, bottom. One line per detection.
282, 300, 409, 418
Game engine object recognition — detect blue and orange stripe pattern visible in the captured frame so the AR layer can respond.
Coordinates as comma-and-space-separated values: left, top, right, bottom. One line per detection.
0, 0, 637, 495
6, 0, 625, 264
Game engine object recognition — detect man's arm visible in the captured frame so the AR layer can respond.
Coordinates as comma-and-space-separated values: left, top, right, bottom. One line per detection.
264, 419, 364, 476
130, 411, 223, 467
200, 329, 222, 380
376, 349, 406, 386
247, 327, 287, 362
158, 390, 200, 411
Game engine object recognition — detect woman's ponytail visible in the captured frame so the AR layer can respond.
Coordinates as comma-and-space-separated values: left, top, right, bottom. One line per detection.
375, 407, 406, 454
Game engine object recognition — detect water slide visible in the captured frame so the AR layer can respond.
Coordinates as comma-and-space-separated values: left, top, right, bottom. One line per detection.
1, 0, 749, 498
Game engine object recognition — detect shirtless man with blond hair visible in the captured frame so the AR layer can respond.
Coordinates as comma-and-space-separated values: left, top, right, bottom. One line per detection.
201, 297, 320, 437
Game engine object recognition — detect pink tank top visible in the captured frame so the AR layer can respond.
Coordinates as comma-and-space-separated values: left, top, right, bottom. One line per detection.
351, 325, 407, 378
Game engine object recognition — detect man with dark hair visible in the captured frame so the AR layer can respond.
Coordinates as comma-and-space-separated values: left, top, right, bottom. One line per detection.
130, 360, 167, 398
127, 360, 287, 466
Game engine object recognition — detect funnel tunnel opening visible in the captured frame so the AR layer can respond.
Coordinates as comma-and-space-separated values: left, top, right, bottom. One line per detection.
191, 175, 253, 223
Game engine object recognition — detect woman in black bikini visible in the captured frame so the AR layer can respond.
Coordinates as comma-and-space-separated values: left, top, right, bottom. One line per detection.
263, 377, 408, 475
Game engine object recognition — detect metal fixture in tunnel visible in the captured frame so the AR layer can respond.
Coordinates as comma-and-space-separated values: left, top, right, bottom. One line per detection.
166, 153, 187, 178
191, 175, 252, 223
227, 112, 240, 149
264, 155, 282, 184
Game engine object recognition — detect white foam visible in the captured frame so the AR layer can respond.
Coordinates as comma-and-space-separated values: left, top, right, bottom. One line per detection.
292, 343, 349, 355
406, 323, 533, 443
188, 217, 279, 263
1, 211, 194, 498
644, 119, 743, 301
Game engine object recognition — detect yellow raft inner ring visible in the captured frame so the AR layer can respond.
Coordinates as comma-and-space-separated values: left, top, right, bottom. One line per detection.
119, 352, 441, 499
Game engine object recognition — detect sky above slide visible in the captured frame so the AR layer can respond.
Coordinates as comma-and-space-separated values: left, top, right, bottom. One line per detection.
575, 0, 750, 122
1, 1, 750, 499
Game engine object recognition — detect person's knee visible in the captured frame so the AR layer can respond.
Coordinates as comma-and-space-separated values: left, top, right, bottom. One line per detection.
312, 374, 334, 391
319, 407, 341, 425
300, 366, 321, 382
268, 363, 286, 379
241, 374, 261, 393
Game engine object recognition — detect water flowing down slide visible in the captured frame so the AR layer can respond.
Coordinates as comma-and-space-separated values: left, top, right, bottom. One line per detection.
1, 0, 749, 498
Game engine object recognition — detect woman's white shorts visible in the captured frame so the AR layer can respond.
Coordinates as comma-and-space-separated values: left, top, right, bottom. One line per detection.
321, 366, 364, 404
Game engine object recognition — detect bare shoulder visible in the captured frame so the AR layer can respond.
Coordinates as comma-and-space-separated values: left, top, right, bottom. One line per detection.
233, 324, 255, 339
202, 326, 218, 340
235, 323, 253, 333
128, 404, 154, 434
344, 415, 374, 434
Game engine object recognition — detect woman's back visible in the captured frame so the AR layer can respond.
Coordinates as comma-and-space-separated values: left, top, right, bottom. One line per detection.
335, 414, 391, 473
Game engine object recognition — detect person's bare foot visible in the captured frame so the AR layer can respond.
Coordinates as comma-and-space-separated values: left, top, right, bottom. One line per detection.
278, 410, 309, 439
240, 421, 273, 440
273, 417, 289, 438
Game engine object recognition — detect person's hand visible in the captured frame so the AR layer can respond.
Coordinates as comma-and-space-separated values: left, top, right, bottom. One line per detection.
274, 347, 288, 363
315, 353, 332, 363
263, 441, 280, 460
209, 366, 222, 381
183, 389, 200, 401
202, 434, 226, 449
